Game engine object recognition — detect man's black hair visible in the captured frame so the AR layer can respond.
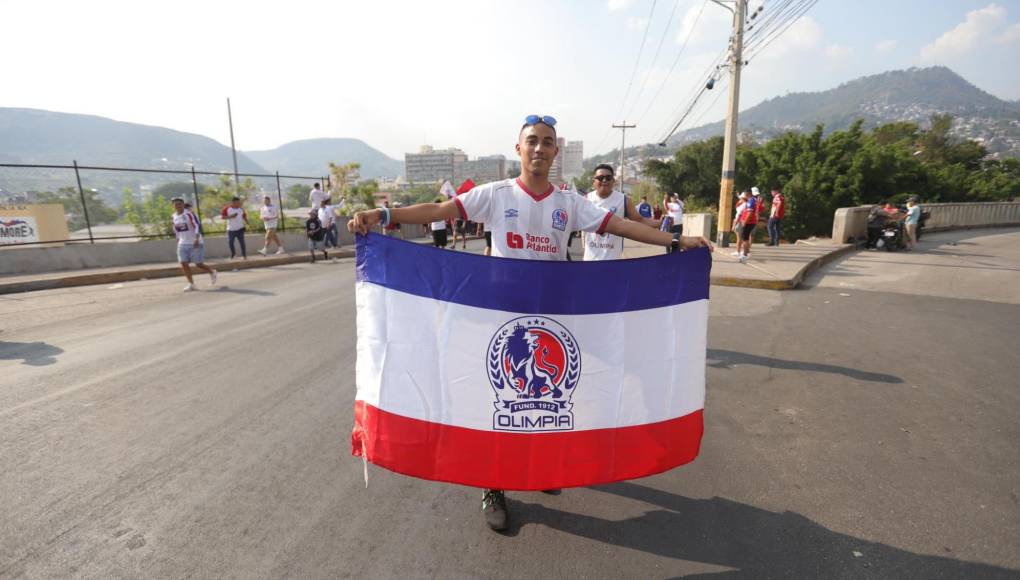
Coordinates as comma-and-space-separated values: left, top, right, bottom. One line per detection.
314, 182, 320, 188
593, 163, 615, 176
231, 196, 241, 202
519, 121, 557, 138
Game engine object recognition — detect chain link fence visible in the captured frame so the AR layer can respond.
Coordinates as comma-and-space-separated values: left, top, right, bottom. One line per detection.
0, 162, 330, 247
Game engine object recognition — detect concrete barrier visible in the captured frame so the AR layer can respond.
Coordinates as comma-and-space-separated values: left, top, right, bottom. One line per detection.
683, 213, 713, 238
0, 223, 430, 276
832, 202, 1020, 243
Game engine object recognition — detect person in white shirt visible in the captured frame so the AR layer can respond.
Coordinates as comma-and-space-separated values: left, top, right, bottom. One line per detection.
731, 192, 747, 255
347, 114, 712, 532
429, 198, 449, 248
171, 197, 217, 291
223, 197, 249, 259
583, 163, 663, 261
259, 195, 285, 255
663, 194, 685, 236
309, 183, 327, 210
318, 197, 339, 248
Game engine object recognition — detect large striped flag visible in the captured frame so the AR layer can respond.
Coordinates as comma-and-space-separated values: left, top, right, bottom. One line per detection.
351, 233, 710, 490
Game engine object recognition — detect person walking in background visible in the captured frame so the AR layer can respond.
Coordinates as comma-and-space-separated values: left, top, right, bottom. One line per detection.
904, 197, 921, 251
429, 198, 449, 248
663, 194, 685, 236
319, 197, 339, 249
731, 191, 747, 255
451, 204, 467, 249
636, 196, 653, 219
736, 190, 759, 263
309, 183, 327, 210
305, 209, 328, 262
224, 197, 249, 260
171, 197, 216, 292
752, 187, 765, 225
259, 195, 285, 255
767, 186, 785, 246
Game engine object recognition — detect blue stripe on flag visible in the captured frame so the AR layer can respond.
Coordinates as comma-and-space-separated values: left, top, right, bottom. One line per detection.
356, 233, 710, 315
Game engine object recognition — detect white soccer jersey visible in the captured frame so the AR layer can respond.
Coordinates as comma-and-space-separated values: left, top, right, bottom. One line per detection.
172, 210, 202, 246
261, 204, 279, 229
583, 190, 626, 261
455, 178, 611, 261
309, 188, 327, 209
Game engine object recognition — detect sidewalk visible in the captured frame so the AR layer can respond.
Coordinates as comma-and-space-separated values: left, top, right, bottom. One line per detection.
0, 236, 851, 295
623, 238, 854, 290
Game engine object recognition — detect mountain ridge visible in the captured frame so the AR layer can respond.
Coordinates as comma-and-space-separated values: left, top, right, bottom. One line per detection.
245, 138, 402, 180
589, 66, 1020, 166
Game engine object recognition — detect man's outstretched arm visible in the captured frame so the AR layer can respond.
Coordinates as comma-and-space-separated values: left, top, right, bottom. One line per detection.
604, 215, 712, 252
348, 201, 461, 235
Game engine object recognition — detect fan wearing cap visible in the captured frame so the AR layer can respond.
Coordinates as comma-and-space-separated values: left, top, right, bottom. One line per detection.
348, 114, 712, 533
171, 197, 217, 291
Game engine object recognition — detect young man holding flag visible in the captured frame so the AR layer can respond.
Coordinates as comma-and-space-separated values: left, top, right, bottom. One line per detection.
348, 115, 711, 531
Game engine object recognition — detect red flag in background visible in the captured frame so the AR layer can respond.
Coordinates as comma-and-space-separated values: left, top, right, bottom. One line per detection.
456, 179, 475, 194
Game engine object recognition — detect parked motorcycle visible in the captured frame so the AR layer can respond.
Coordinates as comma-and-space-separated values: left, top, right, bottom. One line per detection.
875, 221, 905, 251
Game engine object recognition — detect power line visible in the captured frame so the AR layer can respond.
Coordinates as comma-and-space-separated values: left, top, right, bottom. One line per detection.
744, 0, 818, 59
656, 47, 729, 144
615, 0, 659, 121
658, 0, 818, 144
624, 0, 684, 121
635, 0, 709, 126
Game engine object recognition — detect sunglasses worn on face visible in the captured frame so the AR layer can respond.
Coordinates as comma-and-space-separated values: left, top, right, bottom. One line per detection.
594, 175, 614, 183
524, 114, 557, 128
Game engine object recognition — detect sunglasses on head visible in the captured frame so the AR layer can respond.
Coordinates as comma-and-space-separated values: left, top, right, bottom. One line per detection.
593, 175, 614, 183
524, 114, 557, 128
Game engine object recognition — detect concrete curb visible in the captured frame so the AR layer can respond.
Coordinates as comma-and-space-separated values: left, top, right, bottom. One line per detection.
0, 250, 356, 295
710, 243, 855, 290
1, 238, 854, 295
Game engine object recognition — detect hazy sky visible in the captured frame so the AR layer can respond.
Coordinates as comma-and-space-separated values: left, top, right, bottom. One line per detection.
3, 0, 1019, 162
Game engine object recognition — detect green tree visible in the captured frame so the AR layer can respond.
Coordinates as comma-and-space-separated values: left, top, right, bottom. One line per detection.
571, 169, 594, 193
283, 184, 305, 209
35, 187, 118, 231
329, 162, 361, 202
151, 181, 197, 201
121, 188, 175, 238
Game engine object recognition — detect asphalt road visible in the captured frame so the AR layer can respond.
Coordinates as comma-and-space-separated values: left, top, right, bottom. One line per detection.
1, 229, 1018, 579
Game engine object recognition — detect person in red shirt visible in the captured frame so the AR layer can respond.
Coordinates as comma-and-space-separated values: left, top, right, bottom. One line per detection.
737, 190, 758, 263
767, 186, 785, 246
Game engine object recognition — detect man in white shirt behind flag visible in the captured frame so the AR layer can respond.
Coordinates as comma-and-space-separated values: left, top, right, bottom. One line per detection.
348, 114, 711, 532
583, 163, 663, 261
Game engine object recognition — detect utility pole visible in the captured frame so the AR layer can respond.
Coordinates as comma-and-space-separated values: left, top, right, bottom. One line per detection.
715, 0, 746, 247
612, 121, 636, 193
226, 98, 241, 194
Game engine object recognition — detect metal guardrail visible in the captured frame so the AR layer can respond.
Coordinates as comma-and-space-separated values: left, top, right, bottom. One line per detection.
0, 161, 330, 247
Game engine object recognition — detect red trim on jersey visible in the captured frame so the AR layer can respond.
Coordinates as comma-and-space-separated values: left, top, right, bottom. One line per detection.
596, 211, 612, 235
453, 197, 468, 221
516, 178, 554, 202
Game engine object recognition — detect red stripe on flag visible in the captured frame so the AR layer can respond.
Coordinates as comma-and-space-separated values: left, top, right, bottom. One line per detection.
351, 401, 703, 491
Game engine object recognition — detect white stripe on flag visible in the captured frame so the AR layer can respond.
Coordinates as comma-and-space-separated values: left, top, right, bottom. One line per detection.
355, 282, 707, 432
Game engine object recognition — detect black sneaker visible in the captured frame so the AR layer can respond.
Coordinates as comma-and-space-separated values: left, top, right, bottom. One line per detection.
482, 489, 509, 531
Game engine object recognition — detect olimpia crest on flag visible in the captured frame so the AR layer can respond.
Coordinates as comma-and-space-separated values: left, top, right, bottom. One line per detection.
487, 316, 581, 432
